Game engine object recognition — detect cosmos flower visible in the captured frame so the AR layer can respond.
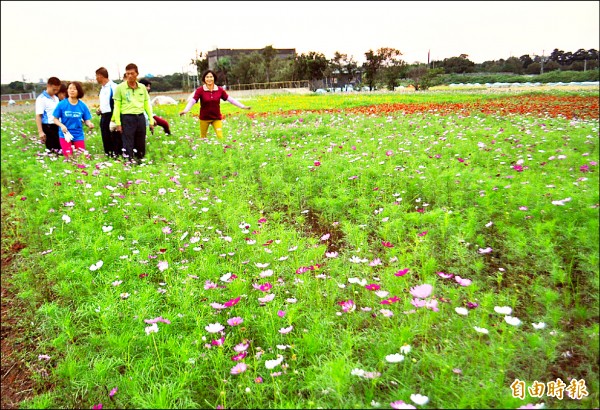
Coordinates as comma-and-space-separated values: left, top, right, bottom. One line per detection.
410, 284, 432, 299
205, 323, 224, 333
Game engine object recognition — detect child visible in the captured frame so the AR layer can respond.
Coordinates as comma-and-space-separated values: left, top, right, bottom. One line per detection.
53, 82, 94, 158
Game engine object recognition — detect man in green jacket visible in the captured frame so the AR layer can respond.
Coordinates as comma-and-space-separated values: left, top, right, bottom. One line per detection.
113, 63, 155, 162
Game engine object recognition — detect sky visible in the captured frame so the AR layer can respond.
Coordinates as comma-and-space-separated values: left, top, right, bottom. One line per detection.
1, 1, 598, 84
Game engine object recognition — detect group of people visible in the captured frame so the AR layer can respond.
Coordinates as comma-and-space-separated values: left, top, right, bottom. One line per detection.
35, 64, 251, 162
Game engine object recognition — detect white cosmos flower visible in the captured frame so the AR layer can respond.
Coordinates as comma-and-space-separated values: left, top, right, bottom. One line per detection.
494, 306, 512, 315
385, 353, 405, 363
265, 357, 283, 369
61, 214, 71, 223
89, 260, 104, 271
400, 345, 411, 354
504, 316, 522, 326
455, 307, 469, 316
474, 326, 489, 334
220, 272, 232, 282
410, 394, 429, 406
102, 225, 113, 232
205, 323, 224, 333
351, 368, 365, 377
532, 322, 547, 330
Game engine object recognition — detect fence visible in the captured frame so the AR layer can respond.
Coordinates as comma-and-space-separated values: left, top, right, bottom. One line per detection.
1, 92, 36, 102
227, 80, 310, 91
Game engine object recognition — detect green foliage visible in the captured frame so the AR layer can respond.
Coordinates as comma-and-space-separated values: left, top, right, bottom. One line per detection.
1, 91, 599, 409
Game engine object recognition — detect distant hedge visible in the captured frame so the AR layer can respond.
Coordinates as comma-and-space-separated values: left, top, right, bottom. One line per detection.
440, 69, 599, 85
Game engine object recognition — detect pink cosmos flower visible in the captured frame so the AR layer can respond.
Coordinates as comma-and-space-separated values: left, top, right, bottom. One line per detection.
255, 282, 272, 292
227, 317, 244, 326
395, 268, 409, 276
279, 325, 293, 334
157, 261, 168, 272
230, 362, 248, 375
454, 276, 472, 286
162, 226, 172, 234
338, 299, 356, 312
390, 400, 416, 409
325, 251, 338, 258
370, 258, 382, 266
386, 150, 393, 156
321, 233, 330, 241
436, 271, 454, 279
210, 303, 226, 310
109, 387, 118, 398
365, 284, 381, 291
580, 164, 590, 172
410, 284, 433, 299
478, 247, 493, 254
417, 231, 428, 237
258, 293, 275, 303
381, 241, 394, 248
411, 298, 427, 308
277, 310, 286, 317
425, 299, 439, 312
93, 404, 103, 410
234, 342, 249, 352
314, 161, 321, 166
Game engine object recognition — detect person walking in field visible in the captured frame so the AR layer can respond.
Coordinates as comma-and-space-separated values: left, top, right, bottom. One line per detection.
112, 63, 155, 162
35, 76, 62, 153
95, 67, 122, 158
179, 69, 250, 139
52, 82, 94, 158
138, 78, 171, 135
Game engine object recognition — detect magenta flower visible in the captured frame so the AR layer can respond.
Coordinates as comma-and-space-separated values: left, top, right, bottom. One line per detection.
254, 376, 263, 383
380, 296, 400, 305
394, 268, 409, 276
314, 161, 321, 166
277, 310, 286, 317
386, 150, 393, 156
410, 284, 433, 299
466, 302, 479, 309
513, 165, 524, 172
390, 400, 416, 409
231, 351, 247, 361
211, 337, 225, 346
258, 282, 273, 292
580, 164, 590, 172
109, 387, 118, 398
382, 241, 394, 248
93, 404, 103, 410
417, 231, 428, 237
224, 296, 240, 307
365, 283, 381, 291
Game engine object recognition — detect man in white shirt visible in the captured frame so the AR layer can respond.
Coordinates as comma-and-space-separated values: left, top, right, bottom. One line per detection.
35, 77, 62, 153
95, 67, 122, 158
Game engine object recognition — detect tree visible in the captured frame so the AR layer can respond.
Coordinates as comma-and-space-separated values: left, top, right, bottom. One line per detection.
519, 54, 534, 69
229, 52, 265, 85
215, 57, 232, 87
363, 47, 403, 91
502, 57, 524, 74
406, 66, 444, 91
440, 56, 475, 74
191, 52, 209, 77
261, 45, 278, 84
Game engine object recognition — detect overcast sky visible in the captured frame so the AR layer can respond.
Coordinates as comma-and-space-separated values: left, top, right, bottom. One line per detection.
1, 1, 598, 84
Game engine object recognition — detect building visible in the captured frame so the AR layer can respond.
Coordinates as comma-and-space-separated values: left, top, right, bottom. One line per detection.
207, 48, 296, 70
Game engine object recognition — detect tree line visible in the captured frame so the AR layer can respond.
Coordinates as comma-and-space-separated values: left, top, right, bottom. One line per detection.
2, 47, 598, 95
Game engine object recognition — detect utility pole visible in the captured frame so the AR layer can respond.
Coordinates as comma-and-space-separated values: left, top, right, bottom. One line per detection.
541, 50, 544, 75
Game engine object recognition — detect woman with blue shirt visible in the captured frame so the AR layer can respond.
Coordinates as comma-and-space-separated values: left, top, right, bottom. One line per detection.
53, 82, 94, 158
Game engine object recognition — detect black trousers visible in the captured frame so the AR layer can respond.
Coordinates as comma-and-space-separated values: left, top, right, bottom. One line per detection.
120, 114, 146, 160
42, 123, 61, 151
100, 112, 122, 157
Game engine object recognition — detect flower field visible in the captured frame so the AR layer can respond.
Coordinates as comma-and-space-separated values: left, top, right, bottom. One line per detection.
1, 90, 598, 409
